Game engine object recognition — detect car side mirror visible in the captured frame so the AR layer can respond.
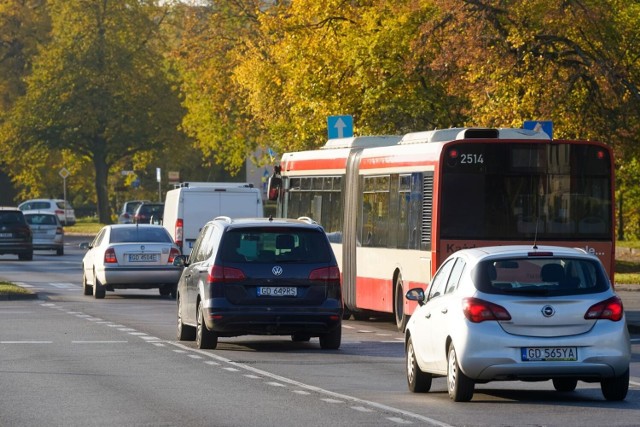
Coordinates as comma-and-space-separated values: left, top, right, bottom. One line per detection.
79, 242, 90, 249
405, 288, 426, 306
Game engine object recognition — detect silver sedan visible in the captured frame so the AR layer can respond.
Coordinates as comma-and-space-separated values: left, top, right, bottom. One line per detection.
81, 224, 182, 299
404, 245, 630, 402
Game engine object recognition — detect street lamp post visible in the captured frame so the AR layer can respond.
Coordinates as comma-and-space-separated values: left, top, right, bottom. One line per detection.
59, 167, 70, 224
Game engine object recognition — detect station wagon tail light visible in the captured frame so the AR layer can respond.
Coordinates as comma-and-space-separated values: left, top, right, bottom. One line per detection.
104, 248, 118, 264
208, 265, 246, 283
584, 296, 624, 321
175, 219, 183, 248
168, 248, 180, 263
462, 297, 512, 323
309, 266, 340, 281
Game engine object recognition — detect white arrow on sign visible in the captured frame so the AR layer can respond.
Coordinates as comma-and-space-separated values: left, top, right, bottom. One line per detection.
334, 117, 347, 138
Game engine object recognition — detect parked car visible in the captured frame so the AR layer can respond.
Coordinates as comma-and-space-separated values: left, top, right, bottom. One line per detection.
117, 200, 150, 224
173, 216, 343, 350
0, 207, 33, 261
404, 245, 630, 402
23, 211, 64, 256
81, 224, 182, 299
134, 202, 164, 224
18, 199, 76, 226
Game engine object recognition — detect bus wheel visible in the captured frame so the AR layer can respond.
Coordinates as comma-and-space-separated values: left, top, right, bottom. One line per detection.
395, 273, 408, 332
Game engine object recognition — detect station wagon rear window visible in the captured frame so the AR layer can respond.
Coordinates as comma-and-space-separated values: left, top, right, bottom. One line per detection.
220, 228, 332, 263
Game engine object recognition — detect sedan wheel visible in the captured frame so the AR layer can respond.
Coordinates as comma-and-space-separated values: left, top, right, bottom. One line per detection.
93, 272, 105, 299
447, 344, 474, 402
406, 336, 432, 392
196, 301, 218, 350
601, 369, 629, 401
177, 297, 196, 341
82, 271, 92, 296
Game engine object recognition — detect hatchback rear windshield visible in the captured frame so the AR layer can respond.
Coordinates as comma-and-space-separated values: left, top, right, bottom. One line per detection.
220, 228, 332, 263
110, 227, 172, 243
473, 257, 610, 296
25, 214, 58, 225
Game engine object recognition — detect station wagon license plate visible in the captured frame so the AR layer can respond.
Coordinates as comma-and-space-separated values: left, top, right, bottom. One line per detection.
128, 253, 159, 262
257, 287, 297, 297
521, 347, 577, 361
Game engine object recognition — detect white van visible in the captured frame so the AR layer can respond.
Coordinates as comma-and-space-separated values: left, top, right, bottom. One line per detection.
163, 182, 263, 255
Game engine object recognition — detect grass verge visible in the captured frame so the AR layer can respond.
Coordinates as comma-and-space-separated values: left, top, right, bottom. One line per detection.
0, 281, 36, 299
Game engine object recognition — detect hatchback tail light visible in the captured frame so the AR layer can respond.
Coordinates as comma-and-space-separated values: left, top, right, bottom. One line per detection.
462, 297, 512, 323
175, 218, 183, 249
104, 248, 118, 264
584, 296, 624, 321
56, 226, 63, 235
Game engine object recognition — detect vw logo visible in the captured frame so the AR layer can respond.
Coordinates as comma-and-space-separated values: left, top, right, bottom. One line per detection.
541, 305, 555, 317
272, 266, 283, 276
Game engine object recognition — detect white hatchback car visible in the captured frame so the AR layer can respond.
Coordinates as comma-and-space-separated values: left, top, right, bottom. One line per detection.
405, 245, 630, 402
18, 198, 76, 226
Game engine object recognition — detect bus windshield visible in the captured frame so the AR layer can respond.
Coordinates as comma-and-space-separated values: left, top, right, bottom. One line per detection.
440, 142, 612, 240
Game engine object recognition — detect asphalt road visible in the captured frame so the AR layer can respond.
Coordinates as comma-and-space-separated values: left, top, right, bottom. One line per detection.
0, 238, 639, 426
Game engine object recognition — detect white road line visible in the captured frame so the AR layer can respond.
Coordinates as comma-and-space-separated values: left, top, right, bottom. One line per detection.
351, 406, 374, 412
50, 283, 77, 289
388, 417, 413, 425
1, 341, 52, 344
168, 341, 454, 427
72, 341, 128, 344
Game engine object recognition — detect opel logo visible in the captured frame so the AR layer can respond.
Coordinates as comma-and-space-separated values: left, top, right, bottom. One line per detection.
272, 266, 283, 276
541, 305, 555, 317
140, 245, 145, 251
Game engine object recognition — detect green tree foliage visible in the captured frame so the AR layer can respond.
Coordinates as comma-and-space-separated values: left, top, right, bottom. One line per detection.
0, 0, 184, 223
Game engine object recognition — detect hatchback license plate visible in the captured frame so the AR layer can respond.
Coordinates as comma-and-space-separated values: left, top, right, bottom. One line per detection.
521, 347, 577, 361
257, 287, 297, 297
128, 253, 159, 262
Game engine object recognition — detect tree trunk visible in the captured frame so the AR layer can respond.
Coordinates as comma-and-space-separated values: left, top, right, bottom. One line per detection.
93, 148, 111, 224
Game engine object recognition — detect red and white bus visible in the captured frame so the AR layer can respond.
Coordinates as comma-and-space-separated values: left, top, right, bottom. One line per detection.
268, 127, 615, 330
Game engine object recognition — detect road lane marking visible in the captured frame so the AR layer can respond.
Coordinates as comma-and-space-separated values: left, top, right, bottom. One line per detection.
168, 341, 454, 427
1, 341, 52, 344
72, 341, 128, 344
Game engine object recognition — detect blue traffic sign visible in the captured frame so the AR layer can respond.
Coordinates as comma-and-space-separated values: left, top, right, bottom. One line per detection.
327, 115, 353, 139
523, 120, 553, 139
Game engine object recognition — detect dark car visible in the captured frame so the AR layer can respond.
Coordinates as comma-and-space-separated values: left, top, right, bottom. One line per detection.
117, 200, 151, 224
133, 203, 164, 224
174, 216, 343, 350
0, 207, 33, 261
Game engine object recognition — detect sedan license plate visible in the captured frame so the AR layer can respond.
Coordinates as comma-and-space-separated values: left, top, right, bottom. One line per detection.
257, 286, 297, 297
128, 253, 159, 262
0, 233, 12, 238
521, 347, 577, 361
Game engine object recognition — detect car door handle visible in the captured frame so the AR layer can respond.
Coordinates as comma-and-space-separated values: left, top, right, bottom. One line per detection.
425, 312, 431, 319
441, 308, 448, 314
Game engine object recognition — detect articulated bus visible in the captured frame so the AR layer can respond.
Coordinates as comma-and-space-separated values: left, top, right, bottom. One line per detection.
267, 128, 615, 330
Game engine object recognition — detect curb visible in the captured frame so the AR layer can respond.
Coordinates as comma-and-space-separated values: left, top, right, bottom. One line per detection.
0, 292, 39, 301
